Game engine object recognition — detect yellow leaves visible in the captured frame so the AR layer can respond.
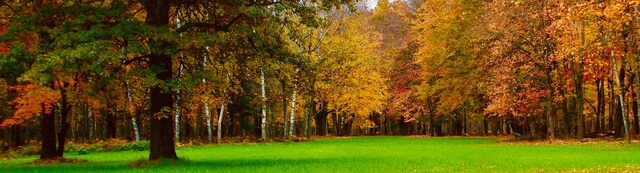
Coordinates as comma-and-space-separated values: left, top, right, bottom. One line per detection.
1, 84, 61, 127
320, 13, 387, 120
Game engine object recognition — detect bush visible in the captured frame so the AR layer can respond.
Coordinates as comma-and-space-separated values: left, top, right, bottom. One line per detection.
65, 142, 85, 153
72, 139, 149, 153
76, 148, 89, 155
0, 150, 20, 159
85, 144, 101, 153
125, 141, 150, 151
96, 139, 129, 152
20, 145, 40, 156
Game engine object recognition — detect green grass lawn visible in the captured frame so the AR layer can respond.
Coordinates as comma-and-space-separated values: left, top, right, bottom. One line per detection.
1, 136, 640, 172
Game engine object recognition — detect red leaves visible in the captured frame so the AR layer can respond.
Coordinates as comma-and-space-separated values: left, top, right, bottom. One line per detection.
0, 26, 10, 54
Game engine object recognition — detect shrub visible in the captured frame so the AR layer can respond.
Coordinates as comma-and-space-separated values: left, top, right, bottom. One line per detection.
125, 141, 150, 151
76, 148, 89, 155
0, 150, 20, 159
85, 144, 101, 153
65, 142, 83, 153
20, 145, 40, 156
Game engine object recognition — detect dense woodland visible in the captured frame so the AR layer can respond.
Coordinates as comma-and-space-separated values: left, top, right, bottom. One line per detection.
1, 0, 640, 160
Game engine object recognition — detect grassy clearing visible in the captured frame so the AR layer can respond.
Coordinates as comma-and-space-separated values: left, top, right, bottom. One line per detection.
1, 136, 639, 172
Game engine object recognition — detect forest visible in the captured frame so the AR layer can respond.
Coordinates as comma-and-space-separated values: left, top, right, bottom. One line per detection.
1, 0, 640, 162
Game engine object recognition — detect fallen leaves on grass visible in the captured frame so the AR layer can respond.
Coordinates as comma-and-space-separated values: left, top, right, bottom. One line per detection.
552, 164, 640, 172
30, 157, 87, 165
128, 158, 191, 169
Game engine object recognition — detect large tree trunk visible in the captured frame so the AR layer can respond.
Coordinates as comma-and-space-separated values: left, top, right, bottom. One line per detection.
40, 103, 57, 159
57, 84, 70, 157
145, 0, 178, 160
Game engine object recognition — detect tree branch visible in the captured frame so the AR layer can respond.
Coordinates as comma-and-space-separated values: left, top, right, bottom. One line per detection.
175, 15, 243, 33
124, 54, 151, 65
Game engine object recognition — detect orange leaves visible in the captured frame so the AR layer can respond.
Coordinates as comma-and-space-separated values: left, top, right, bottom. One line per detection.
1, 84, 61, 127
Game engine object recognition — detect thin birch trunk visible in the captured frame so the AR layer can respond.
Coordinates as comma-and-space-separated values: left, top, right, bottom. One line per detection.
261, 68, 268, 140
218, 73, 230, 144
125, 80, 140, 142
289, 77, 298, 139
611, 50, 631, 143
204, 47, 212, 144
217, 102, 225, 144
175, 9, 184, 143
175, 62, 183, 142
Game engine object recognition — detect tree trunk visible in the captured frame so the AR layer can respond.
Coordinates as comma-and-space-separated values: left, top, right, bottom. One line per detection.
203, 48, 212, 144
314, 101, 328, 136
483, 116, 488, 135
596, 79, 603, 132
40, 103, 58, 159
633, 79, 640, 134
125, 81, 140, 142
611, 50, 631, 143
88, 106, 94, 143
218, 103, 225, 144
289, 81, 298, 139
175, 60, 184, 143
260, 68, 268, 140
174, 9, 184, 143
105, 108, 116, 139
281, 79, 288, 139
218, 73, 230, 144
632, 4, 640, 135
57, 84, 70, 157
546, 69, 555, 140
145, 0, 178, 160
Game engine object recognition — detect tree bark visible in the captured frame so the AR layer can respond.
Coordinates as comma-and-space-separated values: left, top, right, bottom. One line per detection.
175, 59, 184, 143
314, 101, 328, 136
260, 68, 268, 140
289, 81, 298, 139
57, 83, 70, 157
105, 108, 116, 139
125, 81, 140, 142
88, 106, 94, 143
546, 69, 555, 140
611, 50, 631, 143
40, 103, 57, 159
218, 103, 225, 144
174, 9, 184, 143
203, 48, 212, 144
145, 0, 178, 160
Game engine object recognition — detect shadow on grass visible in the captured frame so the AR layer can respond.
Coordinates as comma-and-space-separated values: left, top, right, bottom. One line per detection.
1, 157, 348, 172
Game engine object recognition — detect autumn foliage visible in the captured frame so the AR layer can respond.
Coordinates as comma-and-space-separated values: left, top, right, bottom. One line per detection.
1, 84, 60, 127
